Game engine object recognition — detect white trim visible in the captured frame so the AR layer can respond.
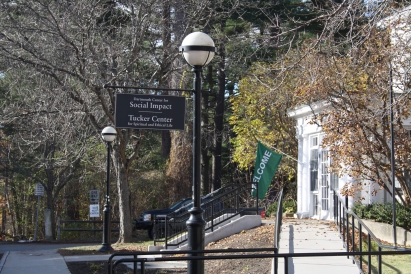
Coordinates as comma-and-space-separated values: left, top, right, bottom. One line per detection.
287, 101, 329, 119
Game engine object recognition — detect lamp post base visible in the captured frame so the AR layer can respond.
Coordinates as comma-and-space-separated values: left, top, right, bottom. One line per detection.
186, 207, 206, 274
98, 243, 113, 253
99, 201, 112, 253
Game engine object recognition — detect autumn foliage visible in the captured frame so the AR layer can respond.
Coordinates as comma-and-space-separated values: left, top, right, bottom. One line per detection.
295, 28, 411, 205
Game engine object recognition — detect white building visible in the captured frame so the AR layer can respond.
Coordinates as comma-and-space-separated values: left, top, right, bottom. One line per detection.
288, 102, 388, 220
287, 5, 411, 220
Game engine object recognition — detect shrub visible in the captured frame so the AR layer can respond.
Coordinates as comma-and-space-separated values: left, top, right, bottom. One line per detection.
352, 202, 411, 229
266, 202, 278, 217
266, 199, 297, 217
283, 199, 297, 214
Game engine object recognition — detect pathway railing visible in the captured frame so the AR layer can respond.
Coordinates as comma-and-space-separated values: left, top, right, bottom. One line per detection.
273, 188, 284, 274
57, 218, 119, 241
107, 190, 411, 274
107, 248, 411, 274
152, 182, 265, 248
333, 190, 411, 274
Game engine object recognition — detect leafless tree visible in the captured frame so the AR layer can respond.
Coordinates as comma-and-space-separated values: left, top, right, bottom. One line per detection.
0, 0, 215, 242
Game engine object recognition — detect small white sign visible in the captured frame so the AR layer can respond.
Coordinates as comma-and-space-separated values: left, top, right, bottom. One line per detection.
34, 183, 44, 196
89, 204, 100, 218
90, 190, 99, 203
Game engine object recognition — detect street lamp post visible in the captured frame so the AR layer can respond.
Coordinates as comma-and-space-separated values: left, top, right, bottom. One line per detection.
179, 32, 216, 274
99, 126, 117, 252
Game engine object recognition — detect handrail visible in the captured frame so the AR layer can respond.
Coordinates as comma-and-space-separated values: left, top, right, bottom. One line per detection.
332, 190, 411, 273
334, 190, 392, 248
109, 190, 411, 274
107, 248, 411, 274
274, 188, 284, 249
56, 218, 120, 240
153, 182, 263, 248
273, 188, 284, 274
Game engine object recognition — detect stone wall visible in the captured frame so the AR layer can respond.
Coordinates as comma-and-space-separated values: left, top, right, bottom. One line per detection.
361, 219, 411, 246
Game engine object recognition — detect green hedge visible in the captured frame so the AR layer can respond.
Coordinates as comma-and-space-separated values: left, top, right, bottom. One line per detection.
266, 200, 297, 217
352, 202, 411, 230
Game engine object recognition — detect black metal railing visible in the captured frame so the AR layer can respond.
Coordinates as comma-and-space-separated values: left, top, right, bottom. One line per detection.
333, 190, 411, 274
107, 248, 411, 274
152, 182, 265, 248
57, 218, 120, 241
106, 189, 411, 274
273, 187, 284, 274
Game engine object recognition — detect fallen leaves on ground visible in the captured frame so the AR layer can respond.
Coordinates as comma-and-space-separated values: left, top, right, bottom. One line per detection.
204, 223, 275, 274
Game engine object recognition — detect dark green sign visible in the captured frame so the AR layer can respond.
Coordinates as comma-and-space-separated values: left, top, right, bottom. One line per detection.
251, 142, 282, 199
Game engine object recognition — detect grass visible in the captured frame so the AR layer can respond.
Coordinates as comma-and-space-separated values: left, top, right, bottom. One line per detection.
361, 252, 411, 274
358, 238, 411, 274
379, 253, 411, 274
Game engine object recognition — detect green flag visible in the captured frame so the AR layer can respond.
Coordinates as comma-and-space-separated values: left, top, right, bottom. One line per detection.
251, 142, 282, 199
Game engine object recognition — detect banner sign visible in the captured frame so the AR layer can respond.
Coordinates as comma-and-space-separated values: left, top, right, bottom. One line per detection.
251, 142, 282, 199
115, 93, 186, 130
90, 204, 100, 218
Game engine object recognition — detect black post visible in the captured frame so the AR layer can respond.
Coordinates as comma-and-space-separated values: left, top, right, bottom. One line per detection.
256, 181, 259, 215
389, 65, 397, 247
99, 142, 113, 252
187, 65, 206, 274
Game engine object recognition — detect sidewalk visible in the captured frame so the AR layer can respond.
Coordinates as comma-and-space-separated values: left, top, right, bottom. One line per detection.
276, 219, 360, 274
0, 219, 360, 274
0, 248, 70, 274
0, 244, 186, 274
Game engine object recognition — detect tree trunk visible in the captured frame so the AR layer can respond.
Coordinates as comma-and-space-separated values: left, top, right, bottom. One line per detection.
160, 1, 172, 158
9, 179, 20, 236
201, 66, 212, 195
113, 147, 133, 243
164, 1, 192, 202
45, 190, 55, 240
212, 37, 226, 191
162, 131, 171, 158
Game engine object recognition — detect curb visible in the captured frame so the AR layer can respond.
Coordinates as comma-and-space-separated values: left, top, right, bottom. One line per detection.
0, 251, 9, 273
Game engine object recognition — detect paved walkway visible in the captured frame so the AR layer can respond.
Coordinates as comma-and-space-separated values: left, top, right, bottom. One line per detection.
276, 219, 359, 274
0, 218, 361, 274
1, 249, 70, 274
0, 243, 185, 274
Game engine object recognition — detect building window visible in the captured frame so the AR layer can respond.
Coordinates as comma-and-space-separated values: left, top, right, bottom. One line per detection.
330, 173, 339, 191
310, 135, 340, 215
313, 194, 318, 216
310, 135, 319, 191
310, 149, 318, 191
312, 136, 318, 146
321, 150, 329, 210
